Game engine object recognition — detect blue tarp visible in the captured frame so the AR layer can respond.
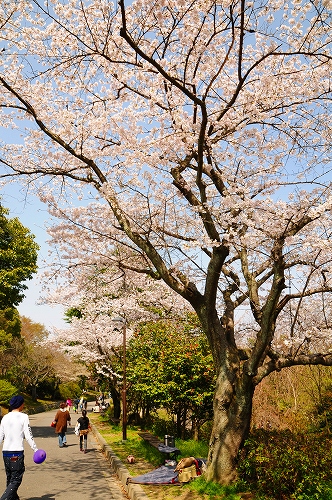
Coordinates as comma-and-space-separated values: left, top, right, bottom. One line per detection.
157, 444, 180, 455
127, 465, 180, 485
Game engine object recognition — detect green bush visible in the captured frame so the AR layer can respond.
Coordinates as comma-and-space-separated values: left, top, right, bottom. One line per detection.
0, 379, 18, 406
57, 381, 81, 400
149, 414, 177, 439
199, 420, 213, 442
310, 386, 332, 433
238, 429, 332, 499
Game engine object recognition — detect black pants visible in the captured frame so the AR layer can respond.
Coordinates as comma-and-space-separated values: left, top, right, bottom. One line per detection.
79, 433, 88, 450
0, 453, 25, 500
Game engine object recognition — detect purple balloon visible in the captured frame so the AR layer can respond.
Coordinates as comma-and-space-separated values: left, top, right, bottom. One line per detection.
33, 449, 46, 464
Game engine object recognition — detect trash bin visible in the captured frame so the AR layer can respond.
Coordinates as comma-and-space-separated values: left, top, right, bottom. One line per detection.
164, 435, 175, 447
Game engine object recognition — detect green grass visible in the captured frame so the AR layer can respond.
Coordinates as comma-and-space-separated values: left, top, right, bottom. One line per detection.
92, 420, 164, 471
190, 477, 247, 500
175, 438, 209, 460
93, 414, 209, 466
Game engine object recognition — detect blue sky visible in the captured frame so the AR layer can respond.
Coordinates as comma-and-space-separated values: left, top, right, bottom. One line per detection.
0, 176, 67, 332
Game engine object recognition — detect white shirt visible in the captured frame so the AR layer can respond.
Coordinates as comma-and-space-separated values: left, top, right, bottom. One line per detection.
0, 411, 38, 452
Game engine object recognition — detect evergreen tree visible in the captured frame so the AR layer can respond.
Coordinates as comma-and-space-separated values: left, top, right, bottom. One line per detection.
0, 203, 39, 309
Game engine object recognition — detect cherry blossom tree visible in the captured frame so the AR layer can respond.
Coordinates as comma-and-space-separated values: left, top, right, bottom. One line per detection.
47, 228, 191, 367
0, 0, 332, 483
44, 217, 191, 418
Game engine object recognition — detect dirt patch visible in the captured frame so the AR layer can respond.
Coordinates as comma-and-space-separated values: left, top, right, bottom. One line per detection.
140, 484, 203, 500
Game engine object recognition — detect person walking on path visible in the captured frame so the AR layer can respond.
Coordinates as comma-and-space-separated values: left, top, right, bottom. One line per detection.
53, 402, 71, 448
79, 395, 84, 411
0, 395, 39, 500
66, 399, 72, 412
76, 410, 90, 454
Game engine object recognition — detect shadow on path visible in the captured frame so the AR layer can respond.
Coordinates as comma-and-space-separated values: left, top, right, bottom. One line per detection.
28, 495, 56, 500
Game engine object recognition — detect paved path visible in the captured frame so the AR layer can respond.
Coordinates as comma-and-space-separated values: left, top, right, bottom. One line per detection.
0, 406, 129, 500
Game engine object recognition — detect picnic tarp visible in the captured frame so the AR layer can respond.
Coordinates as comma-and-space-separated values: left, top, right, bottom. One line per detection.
126, 458, 207, 485
127, 465, 180, 485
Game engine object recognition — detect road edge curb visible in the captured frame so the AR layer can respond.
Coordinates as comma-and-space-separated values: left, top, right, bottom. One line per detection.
90, 423, 150, 500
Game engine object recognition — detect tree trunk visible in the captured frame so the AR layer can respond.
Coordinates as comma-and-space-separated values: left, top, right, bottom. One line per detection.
206, 369, 254, 484
181, 407, 187, 439
176, 409, 182, 437
31, 385, 37, 401
192, 417, 199, 441
109, 386, 121, 419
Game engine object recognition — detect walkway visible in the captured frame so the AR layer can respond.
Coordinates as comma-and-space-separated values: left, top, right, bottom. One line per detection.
0, 405, 129, 500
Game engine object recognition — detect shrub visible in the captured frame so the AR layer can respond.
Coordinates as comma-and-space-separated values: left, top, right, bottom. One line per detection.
57, 381, 81, 400
199, 420, 213, 442
149, 414, 177, 439
238, 429, 332, 499
0, 379, 17, 406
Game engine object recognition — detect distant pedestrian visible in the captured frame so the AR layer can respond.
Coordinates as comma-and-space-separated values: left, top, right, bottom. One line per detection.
0, 395, 39, 500
73, 399, 80, 413
66, 399, 72, 412
53, 402, 71, 448
79, 396, 84, 411
76, 410, 90, 454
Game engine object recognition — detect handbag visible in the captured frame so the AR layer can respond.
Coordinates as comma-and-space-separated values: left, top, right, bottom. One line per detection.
175, 457, 201, 483
177, 464, 198, 483
74, 422, 80, 436
51, 421, 56, 427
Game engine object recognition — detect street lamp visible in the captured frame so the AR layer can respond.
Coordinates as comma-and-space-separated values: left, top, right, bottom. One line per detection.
112, 316, 127, 441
